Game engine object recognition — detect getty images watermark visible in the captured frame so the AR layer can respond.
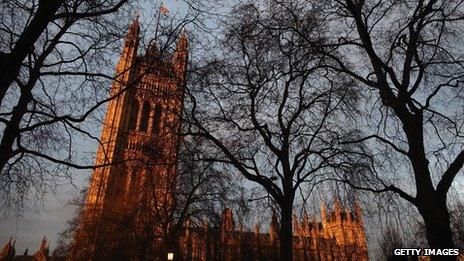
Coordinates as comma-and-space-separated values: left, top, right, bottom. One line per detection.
394, 248, 460, 257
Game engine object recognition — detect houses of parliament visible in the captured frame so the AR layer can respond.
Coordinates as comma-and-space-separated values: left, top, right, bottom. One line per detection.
1, 17, 368, 261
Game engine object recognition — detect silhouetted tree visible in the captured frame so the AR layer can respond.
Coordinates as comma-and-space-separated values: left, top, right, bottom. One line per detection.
312, 1, 464, 256
0, 0, 133, 212
0, 0, 202, 214
380, 226, 407, 260
184, 2, 365, 259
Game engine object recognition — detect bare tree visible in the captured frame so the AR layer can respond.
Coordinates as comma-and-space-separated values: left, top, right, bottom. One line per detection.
184, 2, 364, 259
0, 0, 205, 214
303, 0, 464, 255
0, 0, 134, 212
449, 200, 464, 249
379, 225, 407, 260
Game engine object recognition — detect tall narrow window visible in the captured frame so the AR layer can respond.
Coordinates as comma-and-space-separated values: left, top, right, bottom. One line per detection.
139, 101, 150, 132
152, 104, 162, 134
127, 100, 139, 131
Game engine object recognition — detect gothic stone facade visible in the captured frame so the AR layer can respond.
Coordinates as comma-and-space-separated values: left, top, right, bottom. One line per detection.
70, 16, 188, 259
179, 202, 368, 261
69, 18, 368, 260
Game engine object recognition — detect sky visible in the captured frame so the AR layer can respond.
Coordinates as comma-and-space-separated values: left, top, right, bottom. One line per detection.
0, 187, 82, 253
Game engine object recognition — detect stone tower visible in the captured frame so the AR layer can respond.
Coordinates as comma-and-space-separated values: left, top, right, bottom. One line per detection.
71, 16, 188, 259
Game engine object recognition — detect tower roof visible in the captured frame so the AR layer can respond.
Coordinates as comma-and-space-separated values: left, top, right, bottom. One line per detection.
125, 14, 140, 42
0, 237, 15, 260
175, 29, 188, 52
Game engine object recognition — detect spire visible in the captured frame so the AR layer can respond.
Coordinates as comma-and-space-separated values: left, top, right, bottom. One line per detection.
40, 236, 48, 248
221, 208, 235, 233
202, 217, 209, 230
292, 213, 300, 235
346, 209, 353, 222
320, 202, 327, 223
303, 209, 309, 222
333, 197, 343, 223
221, 208, 235, 243
254, 223, 260, 236
125, 12, 140, 43
0, 237, 15, 261
355, 200, 363, 223
302, 209, 310, 233
269, 211, 279, 243
172, 30, 188, 79
33, 236, 49, 261
111, 14, 140, 90
176, 29, 188, 52
334, 197, 342, 213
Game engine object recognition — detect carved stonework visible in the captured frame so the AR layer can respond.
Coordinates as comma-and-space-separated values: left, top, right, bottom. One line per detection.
179, 205, 369, 261
69, 16, 188, 260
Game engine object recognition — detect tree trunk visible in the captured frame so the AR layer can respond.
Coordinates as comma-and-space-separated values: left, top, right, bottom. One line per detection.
0, 0, 63, 106
417, 196, 456, 261
0, 89, 32, 171
403, 115, 457, 260
280, 204, 293, 261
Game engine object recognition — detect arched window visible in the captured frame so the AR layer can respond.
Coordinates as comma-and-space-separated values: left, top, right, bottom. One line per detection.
139, 101, 150, 132
127, 100, 139, 131
152, 104, 162, 134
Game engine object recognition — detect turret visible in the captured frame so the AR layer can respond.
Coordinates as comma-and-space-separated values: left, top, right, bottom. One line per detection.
33, 236, 49, 261
355, 200, 363, 224
320, 202, 327, 223
302, 210, 310, 235
254, 223, 260, 249
334, 197, 342, 218
254, 223, 260, 237
221, 208, 235, 232
346, 209, 353, 223
292, 213, 300, 236
354, 200, 368, 249
310, 225, 318, 248
221, 208, 235, 243
115, 15, 140, 87
125, 14, 140, 46
172, 30, 188, 81
85, 14, 140, 207
0, 237, 15, 261
39, 236, 48, 250
269, 211, 279, 243
202, 217, 209, 230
